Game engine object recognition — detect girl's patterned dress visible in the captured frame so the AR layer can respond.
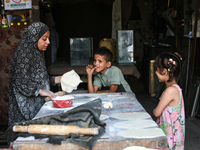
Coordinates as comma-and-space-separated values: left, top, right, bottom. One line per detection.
157, 84, 185, 150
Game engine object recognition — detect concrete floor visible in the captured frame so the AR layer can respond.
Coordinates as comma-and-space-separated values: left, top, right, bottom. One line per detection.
185, 117, 200, 150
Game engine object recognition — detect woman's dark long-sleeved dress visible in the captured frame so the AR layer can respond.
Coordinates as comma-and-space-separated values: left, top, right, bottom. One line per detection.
8, 22, 55, 126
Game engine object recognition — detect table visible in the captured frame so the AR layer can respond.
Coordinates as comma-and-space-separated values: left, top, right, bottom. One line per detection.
12, 93, 168, 150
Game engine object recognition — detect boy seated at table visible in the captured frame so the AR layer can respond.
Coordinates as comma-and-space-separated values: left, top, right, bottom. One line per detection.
86, 47, 135, 96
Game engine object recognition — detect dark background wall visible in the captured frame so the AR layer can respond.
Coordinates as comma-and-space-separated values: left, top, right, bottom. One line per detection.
51, 2, 112, 62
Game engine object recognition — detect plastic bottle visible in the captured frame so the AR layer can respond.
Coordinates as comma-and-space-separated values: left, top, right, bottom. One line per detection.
1, 3, 8, 28
99, 38, 117, 62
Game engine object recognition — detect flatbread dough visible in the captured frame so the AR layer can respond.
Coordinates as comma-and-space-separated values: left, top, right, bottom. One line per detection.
113, 120, 157, 129
100, 114, 109, 120
118, 128, 165, 139
122, 146, 156, 150
110, 112, 151, 120
61, 70, 82, 93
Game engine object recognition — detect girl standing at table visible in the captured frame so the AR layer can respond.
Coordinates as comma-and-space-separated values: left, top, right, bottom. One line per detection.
153, 52, 185, 150
8, 22, 61, 126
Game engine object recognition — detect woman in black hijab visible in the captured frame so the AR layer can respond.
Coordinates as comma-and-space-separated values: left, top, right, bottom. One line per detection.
8, 22, 61, 126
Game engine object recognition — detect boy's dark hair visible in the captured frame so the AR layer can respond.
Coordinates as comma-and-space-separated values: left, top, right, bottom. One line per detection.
94, 47, 113, 62
154, 52, 182, 82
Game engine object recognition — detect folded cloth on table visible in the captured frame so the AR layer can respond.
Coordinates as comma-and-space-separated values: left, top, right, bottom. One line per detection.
6, 99, 106, 150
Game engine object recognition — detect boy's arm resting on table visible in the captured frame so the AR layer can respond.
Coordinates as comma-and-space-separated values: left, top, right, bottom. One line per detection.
89, 84, 119, 93
96, 84, 119, 93
153, 87, 174, 117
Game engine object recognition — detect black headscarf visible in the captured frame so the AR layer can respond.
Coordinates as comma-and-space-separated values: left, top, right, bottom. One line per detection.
8, 22, 50, 126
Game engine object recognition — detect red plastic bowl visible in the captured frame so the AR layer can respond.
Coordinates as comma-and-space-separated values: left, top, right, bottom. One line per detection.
52, 95, 74, 108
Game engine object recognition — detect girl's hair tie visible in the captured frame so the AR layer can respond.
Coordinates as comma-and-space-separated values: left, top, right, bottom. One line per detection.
168, 58, 176, 65
168, 68, 170, 72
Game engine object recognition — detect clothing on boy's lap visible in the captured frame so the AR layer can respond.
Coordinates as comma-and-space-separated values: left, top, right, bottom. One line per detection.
93, 66, 134, 95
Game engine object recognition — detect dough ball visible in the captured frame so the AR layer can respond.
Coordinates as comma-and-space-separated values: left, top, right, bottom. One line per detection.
103, 102, 113, 109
